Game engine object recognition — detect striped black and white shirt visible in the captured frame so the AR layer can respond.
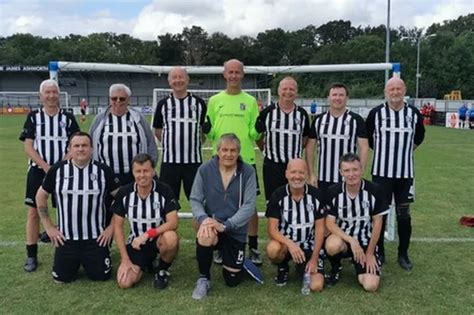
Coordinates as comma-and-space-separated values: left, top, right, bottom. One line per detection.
255, 103, 310, 163
309, 110, 367, 183
42, 160, 120, 241
96, 112, 144, 174
327, 180, 389, 247
111, 179, 180, 243
366, 103, 425, 178
153, 93, 207, 164
266, 184, 326, 250
19, 108, 80, 167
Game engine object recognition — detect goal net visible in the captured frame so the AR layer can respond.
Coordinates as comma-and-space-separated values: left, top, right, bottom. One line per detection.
0, 91, 70, 114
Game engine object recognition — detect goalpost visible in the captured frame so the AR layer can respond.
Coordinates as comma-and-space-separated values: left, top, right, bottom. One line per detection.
48, 60, 400, 241
0, 91, 70, 114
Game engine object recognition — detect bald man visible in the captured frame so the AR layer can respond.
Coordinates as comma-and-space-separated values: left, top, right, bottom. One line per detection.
366, 77, 425, 271
204, 59, 262, 265
153, 67, 207, 201
265, 159, 326, 291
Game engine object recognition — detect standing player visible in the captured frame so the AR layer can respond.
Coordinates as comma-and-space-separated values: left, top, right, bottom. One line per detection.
458, 103, 468, 129
305, 82, 368, 284
190, 134, 257, 300
204, 59, 262, 265
112, 154, 180, 290
366, 77, 425, 271
306, 82, 368, 191
153, 67, 207, 201
35, 132, 120, 283
325, 153, 389, 292
19, 79, 80, 272
266, 159, 326, 292
90, 83, 157, 186
256, 76, 310, 204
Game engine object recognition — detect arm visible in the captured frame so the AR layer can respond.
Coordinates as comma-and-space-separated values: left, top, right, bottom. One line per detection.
24, 139, 51, 172
357, 137, 369, 172
365, 109, 376, 150
305, 138, 317, 186
267, 217, 305, 264
190, 169, 209, 224
36, 187, 65, 247
306, 218, 325, 273
365, 214, 383, 274
114, 214, 139, 281
154, 128, 163, 143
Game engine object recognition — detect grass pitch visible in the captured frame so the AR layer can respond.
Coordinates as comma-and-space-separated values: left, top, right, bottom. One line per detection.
0, 115, 473, 314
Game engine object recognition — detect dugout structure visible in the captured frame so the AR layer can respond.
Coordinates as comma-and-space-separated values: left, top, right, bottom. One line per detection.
48, 60, 401, 240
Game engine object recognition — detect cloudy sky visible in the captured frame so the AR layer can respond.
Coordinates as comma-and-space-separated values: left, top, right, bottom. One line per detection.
0, 0, 472, 39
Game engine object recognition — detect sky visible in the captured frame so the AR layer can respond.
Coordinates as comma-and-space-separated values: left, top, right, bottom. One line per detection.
0, 0, 472, 40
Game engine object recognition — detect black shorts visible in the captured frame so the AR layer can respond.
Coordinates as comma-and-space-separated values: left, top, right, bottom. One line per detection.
215, 233, 245, 270
372, 176, 414, 205
290, 248, 325, 275
469, 117, 474, 122
52, 239, 112, 282
126, 240, 159, 271
25, 166, 56, 207
459, 115, 466, 121
251, 164, 261, 196
262, 158, 287, 201
160, 163, 201, 200
317, 180, 338, 194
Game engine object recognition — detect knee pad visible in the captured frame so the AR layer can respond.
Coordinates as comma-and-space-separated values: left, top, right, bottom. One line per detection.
396, 205, 411, 220
222, 268, 244, 287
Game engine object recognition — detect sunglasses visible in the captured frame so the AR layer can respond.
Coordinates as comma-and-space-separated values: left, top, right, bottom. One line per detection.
110, 96, 127, 102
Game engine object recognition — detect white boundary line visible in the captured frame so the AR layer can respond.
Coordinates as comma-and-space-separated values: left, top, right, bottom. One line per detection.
1, 237, 474, 247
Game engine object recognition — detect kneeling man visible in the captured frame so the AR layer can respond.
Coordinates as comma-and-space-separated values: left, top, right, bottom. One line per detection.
266, 159, 326, 292
112, 153, 180, 289
325, 153, 389, 292
190, 133, 257, 300
36, 131, 119, 283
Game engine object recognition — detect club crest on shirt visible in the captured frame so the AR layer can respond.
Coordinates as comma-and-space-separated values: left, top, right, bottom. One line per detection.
90, 173, 97, 181
240, 103, 246, 111
59, 121, 66, 128
306, 203, 314, 211
127, 120, 134, 128
362, 200, 370, 210
295, 118, 301, 124
153, 201, 160, 211
190, 105, 196, 111
405, 114, 413, 124
344, 119, 350, 126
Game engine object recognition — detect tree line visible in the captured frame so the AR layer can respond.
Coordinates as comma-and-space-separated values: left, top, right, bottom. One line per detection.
0, 14, 472, 98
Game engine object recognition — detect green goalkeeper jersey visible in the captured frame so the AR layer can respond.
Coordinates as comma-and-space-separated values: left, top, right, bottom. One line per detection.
206, 91, 260, 165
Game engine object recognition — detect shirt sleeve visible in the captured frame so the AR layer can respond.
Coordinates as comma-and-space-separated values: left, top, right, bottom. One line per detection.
353, 114, 368, 138
110, 187, 127, 217
67, 113, 80, 136
103, 164, 121, 194
19, 112, 35, 141
365, 108, 376, 149
41, 163, 59, 194
248, 98, 260, 141
371, 183, 390, 217
199, 97, 207, 126
160, 182, 181, 215
302, 109, 311, 137
413, 107, 426, 146
153, 99, 165, 129
265, 190, 282, 219
255, 107, 269, 134
308, 114, 319, 139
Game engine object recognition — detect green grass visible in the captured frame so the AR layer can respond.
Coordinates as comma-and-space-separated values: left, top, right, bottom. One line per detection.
0, 115, 473, 314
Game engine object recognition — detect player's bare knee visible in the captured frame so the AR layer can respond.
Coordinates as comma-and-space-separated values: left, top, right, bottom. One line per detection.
159, 230, 179, 250
266, 240, 284, 261
310, 274, 324, 292
359, 275, 380, 292
325, 235, 344, 255
197, 233, 216, 247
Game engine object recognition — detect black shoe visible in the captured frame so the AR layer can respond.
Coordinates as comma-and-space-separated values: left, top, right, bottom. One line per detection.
39, 231, 51, 243
24, 257, 38, 272
274, 268, 289, 286
398, 255, 413, 271
325, 265, 342, 287
154, 270, 170, 289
